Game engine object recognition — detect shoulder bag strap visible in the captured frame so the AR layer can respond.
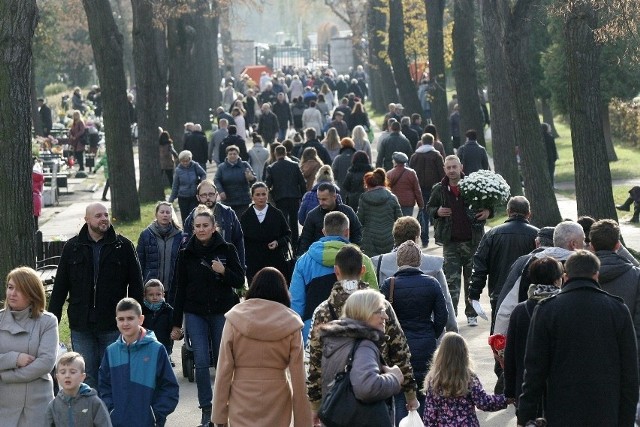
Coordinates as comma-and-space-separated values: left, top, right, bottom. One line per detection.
389, 277, 395, 305
376, 253, 384, 284
345, 339, 362, 372
389, 168, 407, 188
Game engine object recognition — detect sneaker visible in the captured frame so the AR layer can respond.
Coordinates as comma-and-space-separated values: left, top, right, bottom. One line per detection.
467, 316, 478, 326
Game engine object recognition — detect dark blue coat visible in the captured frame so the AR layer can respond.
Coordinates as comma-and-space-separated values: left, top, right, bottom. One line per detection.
380, 267, 447, 384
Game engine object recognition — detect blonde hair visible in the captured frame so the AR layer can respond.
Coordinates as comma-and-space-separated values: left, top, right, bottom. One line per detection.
4, 266, 46, 317
342, 289, 384, 322
423, 332, 474, 397
323, 128, 341, 151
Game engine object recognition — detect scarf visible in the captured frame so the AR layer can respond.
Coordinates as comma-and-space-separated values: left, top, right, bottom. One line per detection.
527, 283, 560, 301
144, 300, 164, 312
155, 222, 173, 238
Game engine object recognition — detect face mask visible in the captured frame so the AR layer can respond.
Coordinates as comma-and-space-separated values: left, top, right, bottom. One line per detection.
143, 300, 164, 312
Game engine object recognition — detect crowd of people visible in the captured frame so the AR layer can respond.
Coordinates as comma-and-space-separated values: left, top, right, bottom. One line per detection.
8, 66, 640, 427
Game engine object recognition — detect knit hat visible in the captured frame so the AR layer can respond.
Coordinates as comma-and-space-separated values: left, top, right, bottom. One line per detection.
396, 240, 421, 267
537, 226, 555, 247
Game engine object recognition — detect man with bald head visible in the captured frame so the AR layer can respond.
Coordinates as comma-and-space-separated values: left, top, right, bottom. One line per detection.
49, 202, 143, 388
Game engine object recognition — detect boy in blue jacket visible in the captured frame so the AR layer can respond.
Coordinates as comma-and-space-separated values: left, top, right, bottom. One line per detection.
99, 298, 179, 427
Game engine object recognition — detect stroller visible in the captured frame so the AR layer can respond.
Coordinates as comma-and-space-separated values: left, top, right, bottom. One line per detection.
180, 326, 216, 382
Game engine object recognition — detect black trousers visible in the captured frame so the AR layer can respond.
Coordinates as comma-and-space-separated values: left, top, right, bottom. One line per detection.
275, 198, 301, 248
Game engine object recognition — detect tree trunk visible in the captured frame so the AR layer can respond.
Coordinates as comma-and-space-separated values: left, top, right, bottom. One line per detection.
0, 0, 38, 295
480, 0, 522, 196
565, 4, 617, 220
367, 0, 396, 114
540, 97, 559, 137
83, 0, 140, 221
502, 0, 561, 226
112, 0, 135, 88
601, 101, 618, 161
452, 0, 486, 146
31, 59, 42, 136
167, 0, 220, 145
425, 0, 452, 154
131, 0, 167, 202
219, 1, 233, 73
387, 0, 422, 117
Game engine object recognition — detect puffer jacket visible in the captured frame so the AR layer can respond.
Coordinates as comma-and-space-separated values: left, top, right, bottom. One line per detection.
357, 187, 402, 257
172, 231, 245, 324
318, 319, 401, 426
137, 222, 182, 294
380, 267, 447, 386
45, 383, 112, 427
214, 159, 255, 207
168, 161, 207, 202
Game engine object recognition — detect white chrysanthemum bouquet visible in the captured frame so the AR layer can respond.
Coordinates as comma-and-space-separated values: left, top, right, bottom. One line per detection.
458, 169, 511, 211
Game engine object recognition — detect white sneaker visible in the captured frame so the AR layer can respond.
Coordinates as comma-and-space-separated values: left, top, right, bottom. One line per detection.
467, 316, 478, 326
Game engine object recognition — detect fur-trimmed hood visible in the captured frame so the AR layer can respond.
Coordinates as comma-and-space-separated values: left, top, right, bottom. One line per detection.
319, 318, 385, 360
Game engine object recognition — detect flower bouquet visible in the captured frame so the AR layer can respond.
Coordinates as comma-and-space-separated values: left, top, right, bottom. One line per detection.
488, 333, 507, 368
458, 169, 511, 211
459, 170, 510, 229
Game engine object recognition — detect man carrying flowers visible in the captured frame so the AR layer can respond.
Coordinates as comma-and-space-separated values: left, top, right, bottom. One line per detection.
427, 155, 491, 326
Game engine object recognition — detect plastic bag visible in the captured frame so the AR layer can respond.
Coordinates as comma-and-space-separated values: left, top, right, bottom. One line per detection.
399, 410, 423, 427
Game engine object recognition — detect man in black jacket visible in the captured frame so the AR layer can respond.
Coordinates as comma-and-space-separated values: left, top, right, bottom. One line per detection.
257, 102, 280, 145
218, 125, 248, 162
184, 123, 209, 171
291, 127, 332, 165
517, 250, 638, 426
297, 182, 362, 255
272, 92, 292, 142
265, 145, 307, 247
48, 202, 143, 388
468, 196, 538, 330
38, 98, 53, 136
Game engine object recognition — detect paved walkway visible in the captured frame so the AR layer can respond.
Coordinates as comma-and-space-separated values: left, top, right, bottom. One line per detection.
38, 138, 640, 426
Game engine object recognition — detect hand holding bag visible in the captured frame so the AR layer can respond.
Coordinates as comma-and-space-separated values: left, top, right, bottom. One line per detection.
318, 339, 393, 427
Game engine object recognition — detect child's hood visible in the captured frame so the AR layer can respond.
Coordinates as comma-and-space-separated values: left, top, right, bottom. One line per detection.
116, 327, 158, 349
58, 382, 98, 403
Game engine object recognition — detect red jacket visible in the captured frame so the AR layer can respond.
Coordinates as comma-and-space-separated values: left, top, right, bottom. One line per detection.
387, 165, 424, 209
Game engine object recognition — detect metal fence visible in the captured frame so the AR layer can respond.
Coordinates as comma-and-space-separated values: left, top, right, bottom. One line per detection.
255, 44, 331, 70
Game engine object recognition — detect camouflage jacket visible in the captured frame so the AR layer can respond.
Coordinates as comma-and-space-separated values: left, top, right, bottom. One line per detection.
307, 280, 417, 410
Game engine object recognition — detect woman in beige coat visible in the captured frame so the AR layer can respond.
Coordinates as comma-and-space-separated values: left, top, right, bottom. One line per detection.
212, 267, 312, 427
0, 266, 58, 426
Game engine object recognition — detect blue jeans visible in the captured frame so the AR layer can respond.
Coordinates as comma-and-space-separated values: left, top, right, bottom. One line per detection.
71, 329, 120, 388
185, 312, 226, 408
400, 206, 415, 217
278, 128, 287, 142
419, 188, 432, 245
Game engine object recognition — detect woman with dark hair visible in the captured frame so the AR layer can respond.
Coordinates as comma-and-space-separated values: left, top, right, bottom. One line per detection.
348, 102, 371, 132
159, 130, 178, 186
170, 205, 245, 425
240, 182, 292, 284
357, 168, 402, 257
212, 267, 312, 427
69, 110, 86, 172
423, 124, 446, 159
0, 267, 58, 426
503, 256, 562, 410
342, 150, 373, 212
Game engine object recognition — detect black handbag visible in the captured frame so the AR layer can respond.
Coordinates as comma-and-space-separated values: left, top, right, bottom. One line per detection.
318, 339, 393, 427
